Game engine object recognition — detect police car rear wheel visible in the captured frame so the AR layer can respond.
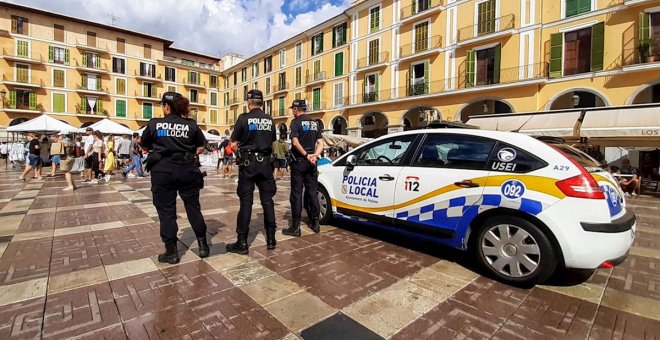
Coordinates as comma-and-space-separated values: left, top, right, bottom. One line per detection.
318, 188, 332, 225
476, 216, 557, 285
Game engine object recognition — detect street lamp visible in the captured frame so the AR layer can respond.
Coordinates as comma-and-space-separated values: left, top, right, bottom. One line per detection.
483, 101, 489, 113
572, 94, 580, 108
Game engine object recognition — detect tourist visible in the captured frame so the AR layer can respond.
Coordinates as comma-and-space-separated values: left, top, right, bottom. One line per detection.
618, 158, 640, 197
0, 142, 7, 160
83, 127, 95, 183
122, 133, 144, 178
117, 135, 131, 168
90, 131, 105, 183
19, 133, 43, 181
103, 135, 116, 182
59, 132, 77, 191
48, 134, 63, 177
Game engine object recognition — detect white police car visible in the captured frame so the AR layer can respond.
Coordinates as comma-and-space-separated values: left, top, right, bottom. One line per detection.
317, 129, 635, 285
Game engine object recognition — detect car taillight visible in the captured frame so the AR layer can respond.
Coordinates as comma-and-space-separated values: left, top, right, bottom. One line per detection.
552, 146, 605, 200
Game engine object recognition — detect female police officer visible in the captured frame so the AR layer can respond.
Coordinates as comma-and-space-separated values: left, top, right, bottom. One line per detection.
140, 92, 210, 264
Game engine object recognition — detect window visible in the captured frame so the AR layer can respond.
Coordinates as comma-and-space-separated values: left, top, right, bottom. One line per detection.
140, 62, 156, 77
144, 44, 151, 59
232, 89, 237, 102
112, 57, 125, 74
115, 99, 127, 117
49, 46, 69, 64
188, 71, 199, 85
165, 67, 176, 82
265, 77, 271, 95
210, 92, 218, 106
143, 83, 156, 98
488, 143, 547, 173
370, 7, 380, 33
11, 16, 29, 35
82, 75, 101, 91
278, 72, 286, 90
477, 0, 496, 35
364, 74, 378, 102
87, 31, 97, 47
549, 23, 604, 77
241, 67, 247, 82
253, 81, 258, 90
117, 38, 125, 54
295, 42, 302, 62
15, 64, 29, 83
264, 56, 273, 73
190, 89, 198, 103
143, 103, 153, 119
265, 99, 273, 116
54, 24, 64, 42
333, 82, 344, 108
53, 69, 65, 87
313, 60, 321, 78
116, 78, 126, 94
368, 39, 380, 65
16, 40, 28, 58
224, 93, 229, 106
168, 85, 176, 92
412, 134, 496, 170
280, 49, 286, 68
356, 136, 415, 167
7, 90, 37, 110
210, 109, 218, 124
233, 71, 238, 85
640, 12, 660, 62
565, 0, 591, 18
413, 0, 431, 14
414, 22, 429, 52
409, 62, 429, 95
81, 97, 103, 115
243, 85, 248, 100
182, 59, 195, 67
466, 44, 501, 87
83, 52, 100, 69
252, 62, 259, 77
278, 96, 285, 116
295, 67, 302, 87
312, 88, 321, 111
335, 52, 344, 76
333, 23, 347, 48
52, 93, 65, 113
312, 33, 324, 56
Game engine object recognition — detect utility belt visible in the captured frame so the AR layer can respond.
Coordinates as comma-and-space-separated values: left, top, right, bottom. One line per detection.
237, 151, 271, 167
144, 151, 196, 171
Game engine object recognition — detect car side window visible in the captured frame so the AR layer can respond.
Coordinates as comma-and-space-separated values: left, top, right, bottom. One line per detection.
488, 143, 547, 173
413, 134, 496, 170
355, 136, 415, 166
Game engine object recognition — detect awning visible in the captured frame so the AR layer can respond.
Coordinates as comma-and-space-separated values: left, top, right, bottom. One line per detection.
580, 106, 660, 138
7, 115, 79, 134
466, 111, 581, 137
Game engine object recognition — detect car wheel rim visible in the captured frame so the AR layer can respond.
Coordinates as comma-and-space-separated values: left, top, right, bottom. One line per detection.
318, 191, 328, 219
481, 224, 541, 278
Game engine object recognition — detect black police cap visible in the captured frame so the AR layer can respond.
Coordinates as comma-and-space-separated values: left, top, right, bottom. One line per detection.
247, 89, 264, 101
289, 99, 308, 110
160, 92, 182, 105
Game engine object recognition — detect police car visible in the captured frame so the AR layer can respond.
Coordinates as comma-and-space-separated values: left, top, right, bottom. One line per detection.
316, 129, 635, 285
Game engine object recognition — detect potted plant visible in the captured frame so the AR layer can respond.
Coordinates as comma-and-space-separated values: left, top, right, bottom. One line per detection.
638, 38, 655, 63
36, 103, 45, 113
75, 103, 82, 114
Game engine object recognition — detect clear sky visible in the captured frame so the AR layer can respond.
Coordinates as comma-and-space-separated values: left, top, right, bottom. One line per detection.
7, 0, 351, 57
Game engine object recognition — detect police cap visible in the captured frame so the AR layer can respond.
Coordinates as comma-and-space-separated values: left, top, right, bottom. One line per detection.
160, 92, 183, 106
246, 89, 263, 101
289, 99, 307, 110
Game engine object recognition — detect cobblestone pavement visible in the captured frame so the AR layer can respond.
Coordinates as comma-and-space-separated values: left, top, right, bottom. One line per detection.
0, 167, 659, 339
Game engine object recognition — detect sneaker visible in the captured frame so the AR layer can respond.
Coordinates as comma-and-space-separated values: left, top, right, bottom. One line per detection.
128, 173, 137, 178
104, 175, 112, 182
90, 179, 99, 184
121, 172, 127, 179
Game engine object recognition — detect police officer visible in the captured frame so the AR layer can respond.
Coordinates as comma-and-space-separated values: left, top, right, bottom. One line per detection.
140, 92, 210, 264
226, 89, 278, 254
282, 100, 324, 237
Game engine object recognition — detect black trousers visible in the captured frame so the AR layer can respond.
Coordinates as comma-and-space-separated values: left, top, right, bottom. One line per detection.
290, 159, 320, 223
236, 161, 277, 234
151, 165, 207, 246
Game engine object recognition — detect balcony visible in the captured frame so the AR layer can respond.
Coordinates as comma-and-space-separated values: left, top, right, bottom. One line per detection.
75, 59, 109, 74
135, 90, 160, 102
2, 48, 44, 64
333, 97, 349, 109
2, 74, 44, 88
400, 0, 444, 21
399, 36, 442, 59
357, 52, 390, 71
308, 102, 328, 113
183, 79, 207, 89
229, 97, 240, 106
457, 14, 515, 44
189, 99, 207, 107
306, 72, 327, 86
351, 89, 393, 105
272, 82, 290, 94
75, 40, 110, 54
134, 70, 162, 82
622, 41, 660, 71
5, 98, 42, 113
75, 82, 109, 96
460, 63, 548, 89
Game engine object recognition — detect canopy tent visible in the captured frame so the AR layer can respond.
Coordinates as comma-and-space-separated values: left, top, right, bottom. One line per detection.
80, 119, 133, 135
466, 110, 581, 137
6, 115, 79, 134
580, 106, 660, 138
322, 134, 370, 149
135, 126, 224, 143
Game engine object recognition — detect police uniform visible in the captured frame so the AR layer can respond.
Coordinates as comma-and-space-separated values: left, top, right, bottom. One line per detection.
283, 100, 323, 237
140, 92, 209, 264
226, 89, 278, 254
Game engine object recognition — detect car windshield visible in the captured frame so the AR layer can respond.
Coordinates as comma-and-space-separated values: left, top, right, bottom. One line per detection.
553, 144, 603, 171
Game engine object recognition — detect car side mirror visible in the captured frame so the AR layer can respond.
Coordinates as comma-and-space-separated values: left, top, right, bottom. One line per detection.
346, 155, 357, 167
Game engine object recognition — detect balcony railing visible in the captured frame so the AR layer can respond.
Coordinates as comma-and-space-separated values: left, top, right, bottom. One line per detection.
2, 74, 45, 87
229, 97, 240, 105
622, 43, 660, 67
2, 48, 44, 63
357, 52, 390, 70
457, 14, 515, 43
76, 82, 109, 94
351, 89, 393, 105
461, 63, 548, 88
400, 0, 444, 20
400, 36, 442, 58
134, 70, 162, 81
273, 82, 290, 93
184, 79, 207, 88
306, 72, 327, 84
75, 59, 109, 73
308, 102, 327, 112
135, 90, 160, 100
189, 99, 206, 106
333, 97, 349, 108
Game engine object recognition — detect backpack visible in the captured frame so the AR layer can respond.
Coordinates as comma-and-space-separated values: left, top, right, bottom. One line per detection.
74, 144, 83, 157
224, 145, 233, 156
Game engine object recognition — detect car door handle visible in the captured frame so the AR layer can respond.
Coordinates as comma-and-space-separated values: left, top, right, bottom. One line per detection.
454, 180, 480, 188
379, 175, 395, 181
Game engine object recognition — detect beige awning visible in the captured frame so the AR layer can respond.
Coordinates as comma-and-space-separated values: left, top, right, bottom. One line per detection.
467, 111, 581, 137
580, 106, 660, 138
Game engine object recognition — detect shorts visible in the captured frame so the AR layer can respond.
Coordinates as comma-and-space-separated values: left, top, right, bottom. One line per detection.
51, 155, 61, 164
119, 154, 130, 160
60, 157, 74, 172
28, 154, 42, 167
223, 156, 232, 165
273, 158, 286, 169
84, 155, 93, 169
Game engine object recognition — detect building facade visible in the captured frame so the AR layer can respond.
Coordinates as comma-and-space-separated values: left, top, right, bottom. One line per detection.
1, 0, 659, 138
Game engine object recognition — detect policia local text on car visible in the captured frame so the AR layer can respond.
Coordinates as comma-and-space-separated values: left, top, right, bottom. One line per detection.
226, 89, 278, 255
140, 92, 210, 264
282, 99, 325, 237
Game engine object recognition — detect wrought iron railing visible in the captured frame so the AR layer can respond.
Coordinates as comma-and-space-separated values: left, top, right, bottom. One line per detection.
457, 14, 515, 42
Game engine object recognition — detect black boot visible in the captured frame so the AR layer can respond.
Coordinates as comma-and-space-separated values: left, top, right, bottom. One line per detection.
282, 221, 301, 237
197, 237, 210, 258
158, 243, 180, 264
226, 233, 249, 255
266, 229, 277, 250
310, 218, 320, 233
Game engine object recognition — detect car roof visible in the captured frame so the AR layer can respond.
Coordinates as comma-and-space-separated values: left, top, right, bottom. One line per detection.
376, 128, 538, 144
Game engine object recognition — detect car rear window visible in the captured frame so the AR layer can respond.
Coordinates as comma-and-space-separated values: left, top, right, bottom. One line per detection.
552, 144, 602, 169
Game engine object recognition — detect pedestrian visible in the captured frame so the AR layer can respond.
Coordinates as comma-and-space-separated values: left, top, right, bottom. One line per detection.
82, 127, 95, 183
140, 92, 209, 264
122, 133, 145, 178
282, 99, 324, 237
272, 135, 288, 181
48, 135, 63, 177
90, 131, 105, 183
40, 135, 51, 174
117, 135, 131, 167
59, 132, 77, 191
222, 140, 234, 178
103, 135, 116, 182
0, 141, 8, 160
226, 89, 278, 254
216, 139, 228, 171
72, 135, 85, 173
19, 133, 43, 181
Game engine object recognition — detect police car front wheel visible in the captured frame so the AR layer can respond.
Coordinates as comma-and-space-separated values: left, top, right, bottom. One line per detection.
475, 216, 557, 286
317, 187, 332, 225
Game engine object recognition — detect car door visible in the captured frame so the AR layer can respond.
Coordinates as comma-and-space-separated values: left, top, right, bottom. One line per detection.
393, 133, 496, 246
332, 135, 417, 222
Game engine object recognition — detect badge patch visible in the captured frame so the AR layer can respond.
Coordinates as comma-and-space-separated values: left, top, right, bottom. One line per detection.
497, 148, 517, 162
501, 179, 525, 199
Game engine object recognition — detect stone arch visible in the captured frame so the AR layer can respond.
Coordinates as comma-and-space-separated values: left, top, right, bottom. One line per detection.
626, 80, 660, 105
329, 115, 348, 135
458, 98, 514, 122
80, 122, 94, 128
401, 106, 441, 130
545, 88, 610, 110
208, 129, 220, 135
360, 112, 389, 139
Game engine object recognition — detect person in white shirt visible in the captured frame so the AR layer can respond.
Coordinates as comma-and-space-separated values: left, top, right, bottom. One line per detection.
82, 127, 95, 183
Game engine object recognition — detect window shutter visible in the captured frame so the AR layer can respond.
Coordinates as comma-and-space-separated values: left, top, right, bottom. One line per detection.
48, 46, 54, 63
466, 50, 476, 87
549, 33, 563, 78
577, 0, 591, 15
95, 55, 101, 69
64, 49, 70, 65
29, 92, 37, 110
565, 0, 578, 17
8, 90, 16, 109
97, 99, 103, 115
97, 78, 102, 91
640, 12, 650, 42
54, 94, 64, 113
332, 27, 337, 48
82, 76, 88, 88
335, 53, 343, 76
412, 0, 417, 14
320, 34, 324, 54
493, 43, 501, 83
408, 64, 413, 91
591, 22, 604, 72
81, 97, 86, 113
375, 74, 379, 94
82, 54, 88, 67
423, 61, 429, 93
11, 17, 17, 33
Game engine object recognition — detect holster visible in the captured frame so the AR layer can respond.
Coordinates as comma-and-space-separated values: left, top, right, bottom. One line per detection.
144, 152, 162, 172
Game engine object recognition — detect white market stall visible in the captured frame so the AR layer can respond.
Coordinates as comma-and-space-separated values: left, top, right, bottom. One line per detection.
7, 114, 79, 134
80, 118, 133, 135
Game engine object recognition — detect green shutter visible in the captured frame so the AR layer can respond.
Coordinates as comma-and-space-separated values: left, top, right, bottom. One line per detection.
82, 54, 88, 67
493, 44, 501, 83
8, 90, 16, 109
466, 50, 476, 87
423, 61, 429, 93
320, 33, 324, 54
143, 103, 152, 119
53, 93, 65, 113
412, 0, 417, 14
591, 22, 604, 72
97, 99, 103, 115
82, 76, 88, 88
64, 49, 70, 65
549, 33, 563, 78
81, 97, 86, 113
95, 55, 100, 69
341, 23, 347, 45
116, 100, 126, 117
48, 46, 54, 63
313, 88, 321, 110
565, 0, 578, 17
577, 0, 591, 15
374, 74, 379, 94
97, 78, 102, 91
335, 52, 344, 76
408, 64, 413, 93
17, 41, 28, 57
29, 92, 36, 110
640, 12, 651, 42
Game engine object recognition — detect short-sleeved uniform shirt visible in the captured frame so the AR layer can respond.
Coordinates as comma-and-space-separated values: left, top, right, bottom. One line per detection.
231, 108, 276, 154
140, 114, 207, 172
289, 115, 322, 158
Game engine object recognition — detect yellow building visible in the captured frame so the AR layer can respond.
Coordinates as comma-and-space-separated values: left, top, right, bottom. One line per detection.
0, 1, 224, 132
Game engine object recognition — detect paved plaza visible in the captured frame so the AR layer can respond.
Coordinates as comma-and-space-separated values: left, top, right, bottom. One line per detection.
0, 167, 659, 339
